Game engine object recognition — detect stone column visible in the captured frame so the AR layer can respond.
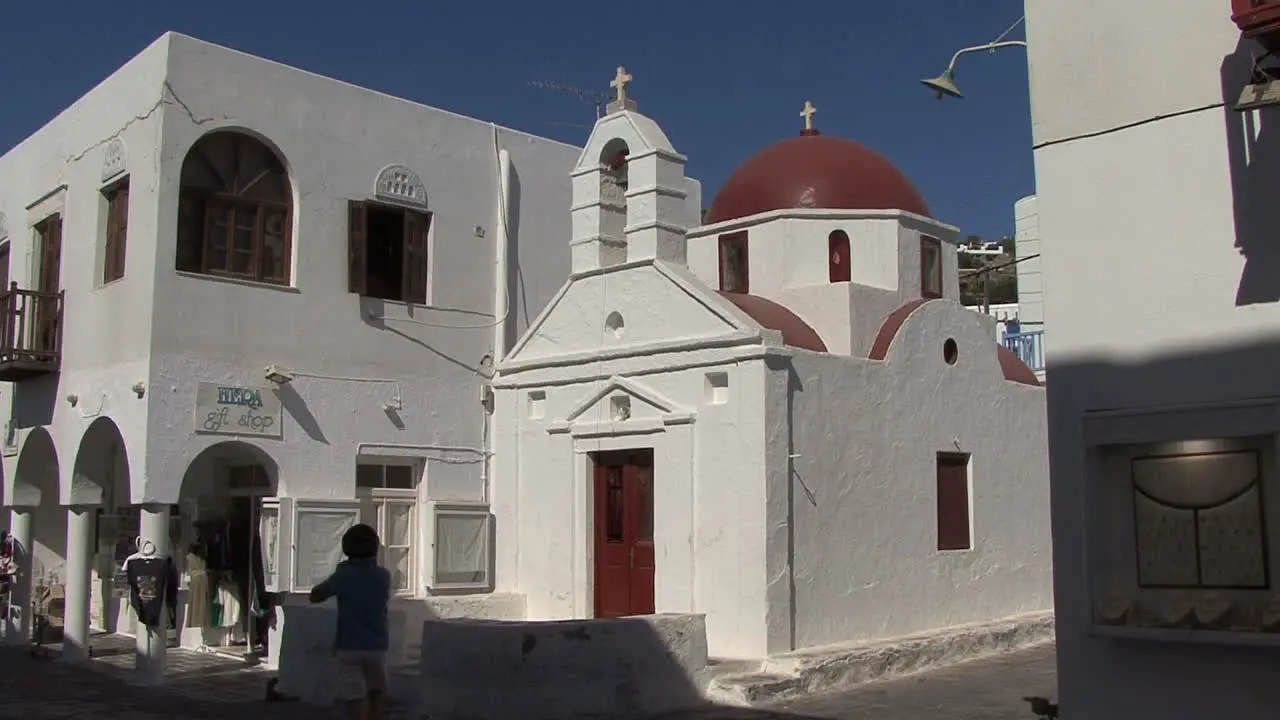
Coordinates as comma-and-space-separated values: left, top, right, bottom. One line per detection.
135, 504, 170, 686
61, 505, 95, 662
5, 507, 33, 645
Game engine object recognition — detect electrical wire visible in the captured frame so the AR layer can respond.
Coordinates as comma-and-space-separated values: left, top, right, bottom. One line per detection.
372, 122, 514, 330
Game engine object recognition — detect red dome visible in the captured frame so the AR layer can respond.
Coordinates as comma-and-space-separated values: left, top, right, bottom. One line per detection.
704, 132, 930, 225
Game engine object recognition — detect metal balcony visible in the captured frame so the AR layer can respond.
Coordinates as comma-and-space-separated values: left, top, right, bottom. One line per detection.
1002, 329, 1045, 375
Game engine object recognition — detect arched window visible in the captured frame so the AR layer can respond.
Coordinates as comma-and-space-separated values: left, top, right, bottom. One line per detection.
176, 131, 292, 285
828, 230, 850, 283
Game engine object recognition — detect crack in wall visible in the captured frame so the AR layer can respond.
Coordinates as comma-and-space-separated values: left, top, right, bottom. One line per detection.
64, 81, 219, 166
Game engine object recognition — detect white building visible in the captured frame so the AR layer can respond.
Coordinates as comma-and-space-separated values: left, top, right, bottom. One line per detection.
0, 32, 595, 670
1027, 1, 1280, 717
492, 94, 1053, 658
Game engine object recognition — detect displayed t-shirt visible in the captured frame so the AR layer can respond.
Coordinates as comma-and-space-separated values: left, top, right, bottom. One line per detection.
124, 556, 178, 628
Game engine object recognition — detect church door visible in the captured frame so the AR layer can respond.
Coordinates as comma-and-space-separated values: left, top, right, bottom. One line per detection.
593, 449, 655, 618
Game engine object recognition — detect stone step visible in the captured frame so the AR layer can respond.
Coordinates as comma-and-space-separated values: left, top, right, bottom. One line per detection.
706, 611, 1054, 706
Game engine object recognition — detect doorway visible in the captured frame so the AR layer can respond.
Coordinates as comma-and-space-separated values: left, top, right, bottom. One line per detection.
593, 449, 655, 618
187, 463, 272, 658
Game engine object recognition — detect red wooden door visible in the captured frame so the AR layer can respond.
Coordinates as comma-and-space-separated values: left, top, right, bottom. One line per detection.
593, 449, 655, 618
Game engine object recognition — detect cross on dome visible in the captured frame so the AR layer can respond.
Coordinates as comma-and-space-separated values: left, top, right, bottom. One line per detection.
607, 66, 637, 113
800, 100, 819, 135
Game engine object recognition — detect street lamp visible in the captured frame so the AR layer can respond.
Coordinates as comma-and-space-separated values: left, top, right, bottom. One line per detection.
921, 17, 1028, 100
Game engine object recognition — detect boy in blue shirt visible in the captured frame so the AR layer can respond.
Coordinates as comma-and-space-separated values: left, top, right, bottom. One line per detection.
310, 523, 392, 720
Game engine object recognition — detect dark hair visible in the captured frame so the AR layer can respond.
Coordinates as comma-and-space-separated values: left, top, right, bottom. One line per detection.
341, 523, 380, 559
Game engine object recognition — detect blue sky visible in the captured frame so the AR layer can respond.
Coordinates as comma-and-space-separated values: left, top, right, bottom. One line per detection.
0, 0, 1032, 240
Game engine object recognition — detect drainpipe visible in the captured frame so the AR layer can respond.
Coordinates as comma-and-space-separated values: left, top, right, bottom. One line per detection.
484, 145, 513, 507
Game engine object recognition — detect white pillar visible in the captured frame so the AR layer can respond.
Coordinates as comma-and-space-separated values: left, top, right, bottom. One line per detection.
61, 505, 95, 662
5, 507, 33, 645
135, 504, 170, 686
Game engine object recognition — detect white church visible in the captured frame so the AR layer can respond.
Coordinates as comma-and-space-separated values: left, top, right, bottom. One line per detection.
0, 32, 1052, 681
492, 79, 1053, 659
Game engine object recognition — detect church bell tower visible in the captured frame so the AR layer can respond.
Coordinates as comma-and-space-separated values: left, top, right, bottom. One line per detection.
569, 67, 690, 273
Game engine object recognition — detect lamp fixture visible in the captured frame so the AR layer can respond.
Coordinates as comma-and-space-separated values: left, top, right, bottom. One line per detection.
131, 382, 146, 399
921, 17, 1028, 101
264, 364, 294, 385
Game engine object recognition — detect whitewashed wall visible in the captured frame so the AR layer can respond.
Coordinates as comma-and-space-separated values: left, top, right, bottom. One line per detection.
0, 31, 581, 608
144, 34, 579, 506
770, 301, 1051, 652
686, 210, 961, 357
1027, 0, 1280, 718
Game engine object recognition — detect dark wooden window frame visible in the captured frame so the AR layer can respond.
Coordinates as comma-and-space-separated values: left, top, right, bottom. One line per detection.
347, 199, 431, 305
829, 230, 851, 283
936, 452, 972, 551
176, 132, 293, 286
186, 193, 291, 285
102, 178, 130, 284
920, 236, 943, 299
718, 231, 749, 293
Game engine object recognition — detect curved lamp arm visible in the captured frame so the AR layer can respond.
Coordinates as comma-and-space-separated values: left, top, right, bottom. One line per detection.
945, 40, 1029, 75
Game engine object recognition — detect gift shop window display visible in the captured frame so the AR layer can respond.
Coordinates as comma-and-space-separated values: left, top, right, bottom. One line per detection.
184, 466, 276, 658
121, 537, 178, 633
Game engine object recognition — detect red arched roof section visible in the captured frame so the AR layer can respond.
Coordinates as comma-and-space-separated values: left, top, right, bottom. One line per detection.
996, 345, 1042, 386
870, 299, 1042, 386
717, 292, 828, 353
705, 133, 931, 225
869, 299, 930, 360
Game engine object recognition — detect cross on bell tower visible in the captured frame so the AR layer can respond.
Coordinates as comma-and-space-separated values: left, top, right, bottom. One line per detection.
607, 66, 637, 113
800, 100, 820, 136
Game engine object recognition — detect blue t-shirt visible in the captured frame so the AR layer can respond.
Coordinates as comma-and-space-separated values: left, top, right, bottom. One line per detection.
311, 558, 391, 651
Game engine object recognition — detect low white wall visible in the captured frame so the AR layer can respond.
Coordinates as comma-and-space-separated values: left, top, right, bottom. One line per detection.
416, 614, 709, 720
268, 592, 526, 705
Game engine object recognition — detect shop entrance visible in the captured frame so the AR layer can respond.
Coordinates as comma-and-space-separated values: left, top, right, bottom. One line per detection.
178, 443, 278, 660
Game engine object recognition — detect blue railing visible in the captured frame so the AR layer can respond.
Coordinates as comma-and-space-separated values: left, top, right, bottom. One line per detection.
1002, 330, 1045, 373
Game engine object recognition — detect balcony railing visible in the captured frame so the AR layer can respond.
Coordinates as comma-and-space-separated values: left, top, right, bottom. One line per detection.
0, 283, 63, 382
1002, 329, 1045, 374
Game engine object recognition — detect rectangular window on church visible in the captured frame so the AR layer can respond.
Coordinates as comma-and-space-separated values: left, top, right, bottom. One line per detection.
348, 200, 430, 304
719, 232, 749, 293
921, 236, 943, 298
937, 453, 972, 551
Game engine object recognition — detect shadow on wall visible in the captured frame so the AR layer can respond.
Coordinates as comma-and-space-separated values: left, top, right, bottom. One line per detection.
10, 375, 56, 430
1223, 38, 1280, 307
274, 384, 328, 445
766, 354, 809, 654
1048, 338, 1280, 720
505, 161, 528, 353
264, 599, 836, 719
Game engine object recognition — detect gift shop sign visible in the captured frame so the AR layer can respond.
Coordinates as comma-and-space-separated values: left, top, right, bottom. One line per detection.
193, 383, 283, 439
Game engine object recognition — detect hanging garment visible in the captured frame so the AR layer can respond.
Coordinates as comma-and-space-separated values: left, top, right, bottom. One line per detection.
215, 577, 242, 629
124, 555, 178, 629
184, 551, 213, 628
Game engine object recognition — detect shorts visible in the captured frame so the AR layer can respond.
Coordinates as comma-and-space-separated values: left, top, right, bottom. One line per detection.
334, 650, 388, 701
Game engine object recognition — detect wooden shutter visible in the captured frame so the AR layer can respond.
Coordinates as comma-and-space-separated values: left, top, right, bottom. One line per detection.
105, 185, 129, 282
348, 201, 368, 295
40, 215, 62, 293
936, 453, 971, 551
402, 209, 430, 305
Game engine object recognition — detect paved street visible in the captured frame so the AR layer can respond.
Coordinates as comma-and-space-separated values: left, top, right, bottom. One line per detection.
0, 640, 1055, 719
